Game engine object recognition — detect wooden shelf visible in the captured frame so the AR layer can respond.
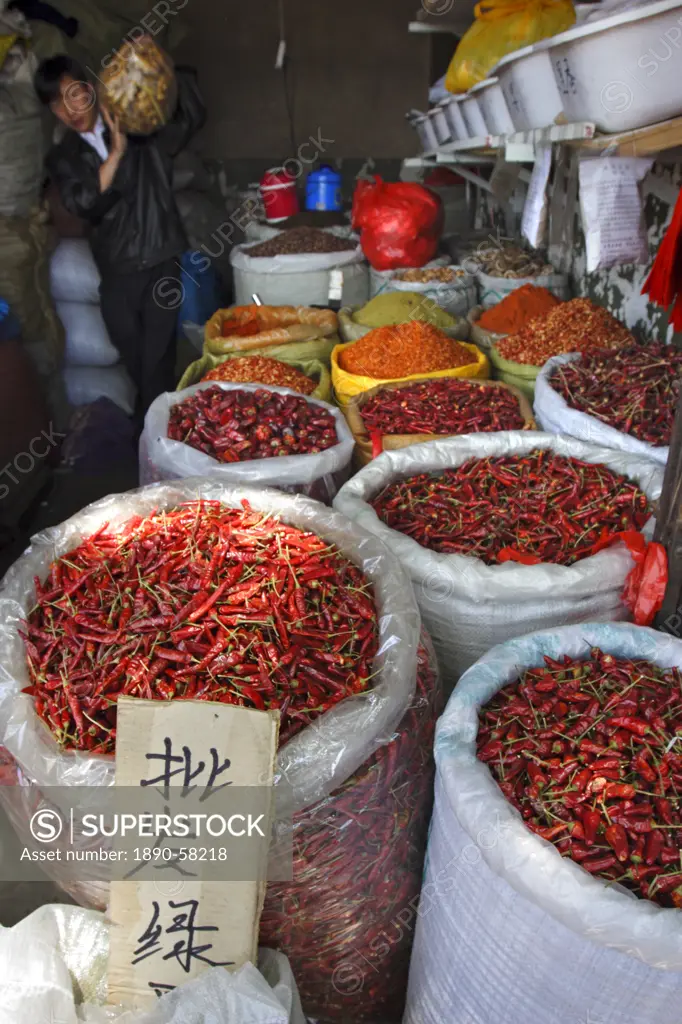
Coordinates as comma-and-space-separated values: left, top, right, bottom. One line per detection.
577, 115, 682, 157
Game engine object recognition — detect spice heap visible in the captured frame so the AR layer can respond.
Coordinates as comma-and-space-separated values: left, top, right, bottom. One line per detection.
474, 244, 554, 279
168, 386, 337, 462
352, 292, 457, 330
394, 266, 467, 284
478, 649, 682, 907
339, 321, 474, 378
371, 451, 650, 565
360, 379, 526, 436
496, 298, 634, 366
246, 227, 356, 257
261, 640, 439, 1022
202, 356, 317, 395
478, 284, 561, 335
551, 343, 682, 448
21, 501, 379, 753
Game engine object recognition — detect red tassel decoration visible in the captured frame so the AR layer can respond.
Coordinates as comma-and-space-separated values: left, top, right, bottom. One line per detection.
643, 186, 682, 329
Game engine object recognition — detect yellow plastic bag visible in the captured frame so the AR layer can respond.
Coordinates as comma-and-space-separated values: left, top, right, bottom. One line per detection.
445, 0, 575, 94
331, 340, 489, 408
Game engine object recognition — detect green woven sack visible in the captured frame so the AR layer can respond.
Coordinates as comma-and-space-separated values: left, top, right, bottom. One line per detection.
489, 344, 540, 403
177, 354, 332, 403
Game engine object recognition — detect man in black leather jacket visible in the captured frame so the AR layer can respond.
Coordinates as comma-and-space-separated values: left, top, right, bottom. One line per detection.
35, 47, 205, 415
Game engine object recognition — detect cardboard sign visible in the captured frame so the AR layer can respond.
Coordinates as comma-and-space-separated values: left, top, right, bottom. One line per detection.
107, 698, 279, 1010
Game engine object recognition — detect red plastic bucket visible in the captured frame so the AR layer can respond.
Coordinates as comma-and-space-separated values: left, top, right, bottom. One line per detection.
260, 169, 299, 223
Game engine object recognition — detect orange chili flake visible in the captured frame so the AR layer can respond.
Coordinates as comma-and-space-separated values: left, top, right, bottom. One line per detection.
202, 356, 317, 395
339, 321, 475, 378
496, 298, 634, 366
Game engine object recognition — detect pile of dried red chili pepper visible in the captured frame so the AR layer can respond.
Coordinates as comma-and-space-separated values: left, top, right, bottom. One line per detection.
261, 639, 439, 1023
168, 386, 338, 463
550, 343, 682, 447
371, 451, 651, 565
478, 649, 682, 906
359, 379, 526, 436
21, 501, 378, 752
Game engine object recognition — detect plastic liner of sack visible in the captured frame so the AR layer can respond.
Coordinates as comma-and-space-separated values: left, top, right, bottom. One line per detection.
261, 634, 441, 1023
230, 238, 369, 308
333, 433, 664, 687
0, 903, 305, 1024
140, 382, 354, 503
0, 479, 420, 909
535, 353, 669, 467
404, 623, 682, 1024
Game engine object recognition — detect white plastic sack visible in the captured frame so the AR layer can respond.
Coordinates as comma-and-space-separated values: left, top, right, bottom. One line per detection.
535, 354, 669, 466
334, 433, 664, 685
404, 623, 682, 1024
140, 382, 354, 502
0, 903, 305, 1024
63, 365, 136, 416
370, 261, 477, 318
57, 301, 118, 367
0, 479, 420, 904
50, 239, 101, 304
475, 269, 570, 309
231, 237, 369, 308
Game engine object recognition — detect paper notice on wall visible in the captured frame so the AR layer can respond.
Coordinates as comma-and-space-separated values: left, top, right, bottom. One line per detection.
579, 156, 653, 273
521, 145, 552, 249
107, 698, 279, 1011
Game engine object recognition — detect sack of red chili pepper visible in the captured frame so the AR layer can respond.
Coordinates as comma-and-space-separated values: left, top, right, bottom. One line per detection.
140, 382, 354, 504
334, 433, 664, 686
0, 480, 420, 906
535, 347, 681, 467
405, 623, 682, 1024
261, 634, 441, 1023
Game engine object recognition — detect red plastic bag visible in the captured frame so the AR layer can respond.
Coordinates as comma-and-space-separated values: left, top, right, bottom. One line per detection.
591, 530, 668, 626
352, 177, 443, 271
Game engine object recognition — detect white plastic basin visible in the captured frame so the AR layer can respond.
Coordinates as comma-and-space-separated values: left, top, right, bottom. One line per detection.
548, 0, 682, 132
443, 96, 470, 140
471, 77, 515, 135
431, 103, 452, 145
460, 93, 489, 136
496, 44, 565, 130
414, 113, 439, 152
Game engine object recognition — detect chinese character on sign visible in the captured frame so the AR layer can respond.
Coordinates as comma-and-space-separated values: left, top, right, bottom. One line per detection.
140, 737, 232, 799
132, 899, 235, 972
148, 982, 175, 998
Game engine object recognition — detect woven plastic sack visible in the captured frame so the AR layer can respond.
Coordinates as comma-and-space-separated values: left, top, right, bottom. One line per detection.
100, 37, 176, 136
230, 241, 368, 309
50, 239, 101, 304
63, 365, 136, 416
333, 433, 664, 687
445, 0, 576, 94
535, 353, 669, 467
184, 318, 338, 369
0, 479, 420, 907
0, 52, 43, 218
331, 339, 489, 408
383, 267, 477, 318
351, 178, 443, 271
177, 352, 332, 401
405, 623, 682, 1024
476, 268, 570, 308
261, 636, 440, 1024
57, 301, 118, 367
489, 342, 540, 402
140, 382, 354, 502
0, 903, 305, 1024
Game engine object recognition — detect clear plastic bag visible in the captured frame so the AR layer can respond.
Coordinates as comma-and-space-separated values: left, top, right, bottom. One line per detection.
405, 623, 682, 1024
139, 382, 355, 503
334, 433, 664, 686
534, 354, 669, 466
261, 636, 441, 1024
100, 38, 176, 136
0, 479, 420, 905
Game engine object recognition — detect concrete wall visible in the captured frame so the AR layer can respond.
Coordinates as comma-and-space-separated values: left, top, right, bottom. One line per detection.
176, 0, 433, 166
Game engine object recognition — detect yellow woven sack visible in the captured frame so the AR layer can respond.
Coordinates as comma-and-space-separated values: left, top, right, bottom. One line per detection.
331, 340, 489, 408
445, 0, 575, 94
